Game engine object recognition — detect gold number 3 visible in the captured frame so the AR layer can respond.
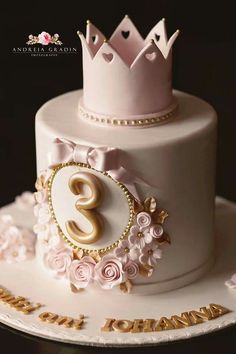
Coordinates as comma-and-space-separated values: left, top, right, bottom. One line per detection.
65, 172, 103, 244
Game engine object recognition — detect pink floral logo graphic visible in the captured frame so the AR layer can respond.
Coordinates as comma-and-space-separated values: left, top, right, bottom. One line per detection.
26, 32, 62, 46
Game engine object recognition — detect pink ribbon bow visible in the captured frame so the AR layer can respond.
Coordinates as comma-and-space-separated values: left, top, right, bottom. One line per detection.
48, 138, 146, 200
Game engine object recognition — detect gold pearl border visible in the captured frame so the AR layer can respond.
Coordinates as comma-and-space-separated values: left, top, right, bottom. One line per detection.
79, 104, 178, 127
47, 162, 135, 255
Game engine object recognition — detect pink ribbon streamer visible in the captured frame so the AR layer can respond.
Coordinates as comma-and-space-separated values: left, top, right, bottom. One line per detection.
47, 138, 146, 200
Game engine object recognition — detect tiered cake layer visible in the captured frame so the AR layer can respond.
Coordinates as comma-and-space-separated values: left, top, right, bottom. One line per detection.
35, 90, 217, 294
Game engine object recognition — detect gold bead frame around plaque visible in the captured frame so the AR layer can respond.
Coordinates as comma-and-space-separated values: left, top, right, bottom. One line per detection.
47, 162, 135, 255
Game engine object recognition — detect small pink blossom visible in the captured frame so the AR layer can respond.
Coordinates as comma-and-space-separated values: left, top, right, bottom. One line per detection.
136, 212, 152, 229
0, 224, 20, 254
94, 255, 125, 290
3, 243, 30, 263
128, 225, 152, 249
69, 256, 96, 289
139, 242, 162, 266
45, 244, 73, 278
38, 31, 51, 45
0, 215, 35, 263
124, 260, 139, 280
33, 220, 58, 243
33, 222, 50, 241
149, 224, 164, 239
114, 239, 138, 263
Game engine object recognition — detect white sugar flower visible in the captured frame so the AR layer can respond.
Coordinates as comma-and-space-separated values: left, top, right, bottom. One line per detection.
114, 239, 138, 263
37, 203, 51, 224
139, 242, 162, 266
128, 225, 153, 249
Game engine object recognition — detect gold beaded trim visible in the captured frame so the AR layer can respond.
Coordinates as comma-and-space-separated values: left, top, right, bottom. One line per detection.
47, 162, 135, 255
79, 104, 178, 127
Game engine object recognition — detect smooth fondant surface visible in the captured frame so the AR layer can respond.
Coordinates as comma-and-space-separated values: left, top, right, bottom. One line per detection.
35, 89, 217, 294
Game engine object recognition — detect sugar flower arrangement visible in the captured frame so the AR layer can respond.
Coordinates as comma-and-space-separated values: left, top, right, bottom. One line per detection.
34, 171, 170, 293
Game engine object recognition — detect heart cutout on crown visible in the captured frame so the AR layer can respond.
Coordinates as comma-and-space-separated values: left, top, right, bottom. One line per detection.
145, 52, 157, 61
155, 34, 160, 42
121, 30, 130, 39
102, 53, 114, 63
91, 35, 98, 44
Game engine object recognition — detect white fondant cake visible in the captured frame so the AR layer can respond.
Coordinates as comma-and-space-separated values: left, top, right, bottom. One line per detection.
35, 89, 217, 294
33, 17, 217, 295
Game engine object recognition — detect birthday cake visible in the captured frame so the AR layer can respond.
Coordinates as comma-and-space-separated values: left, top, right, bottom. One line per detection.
33, 16, 217, 295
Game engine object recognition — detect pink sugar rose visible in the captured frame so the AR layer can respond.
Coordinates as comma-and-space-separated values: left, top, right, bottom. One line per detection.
124, 260, 139, 280
69, 256, 96, 289
38, 31, 51, 45
95, 255, 125, 290
149, 224, 164, 239
45, 245, 73, 278
136, 212, 152, 229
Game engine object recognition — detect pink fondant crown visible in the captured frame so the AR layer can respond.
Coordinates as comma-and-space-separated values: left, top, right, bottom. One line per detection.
78, 15, 179, 124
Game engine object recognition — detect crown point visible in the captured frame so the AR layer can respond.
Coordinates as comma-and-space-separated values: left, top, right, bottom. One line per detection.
86, 20, 90, 25
125, 14, 129, 18
162, 18, 166, 22
77, 30, 82, 36
176, 29, 180, 33
104, 38, 108, 43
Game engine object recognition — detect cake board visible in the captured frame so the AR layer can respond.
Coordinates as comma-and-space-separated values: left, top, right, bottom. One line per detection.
0, 196, 236, 347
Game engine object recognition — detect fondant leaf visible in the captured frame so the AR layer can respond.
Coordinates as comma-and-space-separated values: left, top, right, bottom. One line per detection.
139, 264, 154, 277
90, 251, 101, 262
120, 279, 133, 293
70, 283, 81, 293
157, 210, 169, 224
35, 175, 46, 191
157, 232, 171, 244
143, 197, 157, 213
73, 249, 84, 260
133, 199, 144, 214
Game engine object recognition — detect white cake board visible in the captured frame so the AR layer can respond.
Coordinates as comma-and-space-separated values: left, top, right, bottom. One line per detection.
1, 196, 236, 347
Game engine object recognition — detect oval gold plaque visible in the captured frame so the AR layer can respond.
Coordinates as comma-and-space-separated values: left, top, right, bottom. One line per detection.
48, 163, 134, 254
